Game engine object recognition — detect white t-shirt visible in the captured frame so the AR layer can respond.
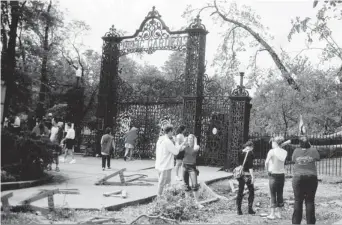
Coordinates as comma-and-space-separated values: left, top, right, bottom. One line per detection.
50, 126, 59, 142
266, 147, 288, 174
65, 128, 75, 139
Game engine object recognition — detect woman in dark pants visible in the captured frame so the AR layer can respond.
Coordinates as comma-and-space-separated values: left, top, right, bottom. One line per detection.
236, 140, 256, 215
291, 136, 320, 224
265, 136, 288, 219
182, 134, 203, 208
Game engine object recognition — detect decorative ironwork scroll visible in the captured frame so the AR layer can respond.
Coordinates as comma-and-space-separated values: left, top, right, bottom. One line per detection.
118, 6, 188, 56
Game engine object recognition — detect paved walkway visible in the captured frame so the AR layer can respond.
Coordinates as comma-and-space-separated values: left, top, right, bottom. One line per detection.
1, 155, 231, 211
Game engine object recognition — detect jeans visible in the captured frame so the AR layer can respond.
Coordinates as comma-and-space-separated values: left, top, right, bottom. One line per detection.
183, 164, 199, 191
292, 175, 318, 224
269, 173, 285, 208
236, 175, 254, 209
157, 169, 172, 196
102, 155, 110, 168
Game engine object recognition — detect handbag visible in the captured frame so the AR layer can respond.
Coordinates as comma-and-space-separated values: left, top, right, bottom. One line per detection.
233, 150, 250, 179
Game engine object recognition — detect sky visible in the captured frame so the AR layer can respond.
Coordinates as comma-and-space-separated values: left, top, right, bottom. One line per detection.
58, 0, 341, 92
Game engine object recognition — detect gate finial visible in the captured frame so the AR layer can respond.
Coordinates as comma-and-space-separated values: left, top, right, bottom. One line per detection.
146, 6, 161, 18
104, 25, 121, 38
231, 72, 249, 97
188, 14, 206, 30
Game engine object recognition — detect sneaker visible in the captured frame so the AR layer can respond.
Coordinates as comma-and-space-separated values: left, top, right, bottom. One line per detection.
69, 159, 76, 164
124, 156, 126, 161
267, 215, 276, 220
102, 168, 105, 171
59, 158, 65, 163
55, 167, 60, 172
275, 212, 281, 219
175, 176, 181, 181
107, 167, 111, 170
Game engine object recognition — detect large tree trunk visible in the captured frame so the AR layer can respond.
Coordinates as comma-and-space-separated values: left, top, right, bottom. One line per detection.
36, 0, 52, 118
213, 0, 300, 91
1, 1, 21, 122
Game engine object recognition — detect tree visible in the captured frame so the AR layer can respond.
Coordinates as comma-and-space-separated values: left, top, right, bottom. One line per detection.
183, 0, 300, 91
162, 51, 186, 81
288, 0, 342, 81
250, 57, 342, 134
1, 1, 27, 121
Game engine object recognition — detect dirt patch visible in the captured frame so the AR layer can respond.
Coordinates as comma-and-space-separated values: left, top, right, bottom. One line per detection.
2, 177, 342, 224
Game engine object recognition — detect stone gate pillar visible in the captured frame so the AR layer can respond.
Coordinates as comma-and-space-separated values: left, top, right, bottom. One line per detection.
183, 16, 208, 144
225, 72, 252, 170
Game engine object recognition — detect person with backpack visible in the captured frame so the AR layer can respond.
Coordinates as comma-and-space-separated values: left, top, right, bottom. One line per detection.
235, 140, 256, 215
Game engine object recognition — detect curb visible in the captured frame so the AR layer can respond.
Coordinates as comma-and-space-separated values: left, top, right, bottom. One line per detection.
1, 175, 52, 191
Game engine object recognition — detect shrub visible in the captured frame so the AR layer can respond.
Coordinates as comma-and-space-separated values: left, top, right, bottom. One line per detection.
148, 184, 200, 221
1, 170, 16, 182
1, 129, 55, 181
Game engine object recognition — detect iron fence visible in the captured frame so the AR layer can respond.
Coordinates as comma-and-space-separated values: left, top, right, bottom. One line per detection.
249, 133, 342, 176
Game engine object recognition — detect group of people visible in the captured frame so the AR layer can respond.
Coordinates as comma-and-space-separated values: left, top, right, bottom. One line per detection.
30, 115, 77, 170
154, 124, 203, 207
237, 136, 320, 224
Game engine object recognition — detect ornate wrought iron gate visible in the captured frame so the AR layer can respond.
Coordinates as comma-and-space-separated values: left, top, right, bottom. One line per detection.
95, 7, 252, 168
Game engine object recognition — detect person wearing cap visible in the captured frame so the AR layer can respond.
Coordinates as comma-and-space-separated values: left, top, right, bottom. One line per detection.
265, 136, 288, 220
155, 124, 187, 197
236, 140, 256, 215
291, 136, 320, 225
123, 125, 138, 161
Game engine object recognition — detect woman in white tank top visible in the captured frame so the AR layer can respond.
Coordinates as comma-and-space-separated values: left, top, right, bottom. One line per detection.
265, 136, 288, 220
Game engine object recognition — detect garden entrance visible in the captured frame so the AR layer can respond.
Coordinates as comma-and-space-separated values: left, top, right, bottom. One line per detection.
96, 7, 252, 168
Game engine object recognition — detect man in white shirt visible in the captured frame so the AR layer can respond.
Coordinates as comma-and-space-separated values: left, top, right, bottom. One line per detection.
155, 124, 186, 196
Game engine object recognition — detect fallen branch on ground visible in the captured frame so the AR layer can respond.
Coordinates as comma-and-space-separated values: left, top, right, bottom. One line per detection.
78, 216, 125, 224
130, 214, 179, 224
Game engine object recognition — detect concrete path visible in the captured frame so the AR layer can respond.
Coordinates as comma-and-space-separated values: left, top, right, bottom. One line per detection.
1, 155, 231, 211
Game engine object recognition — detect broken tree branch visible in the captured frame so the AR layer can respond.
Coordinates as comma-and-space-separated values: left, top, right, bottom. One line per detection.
213, 0, 300, 91
130, 214, 179, 224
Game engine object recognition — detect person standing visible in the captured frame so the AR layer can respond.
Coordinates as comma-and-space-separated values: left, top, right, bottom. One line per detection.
155, 124, 186, 197
123, 126, 138, 161
175, 125, 186, 181
292, 136, 320, 225
265, 136, 288, 219
182, 134, 203, 208
236, 140, 256, 215
101, 127, 115, 171
61, 122, 76, 164
32, 119, 49, 137
48, 117, 62, 171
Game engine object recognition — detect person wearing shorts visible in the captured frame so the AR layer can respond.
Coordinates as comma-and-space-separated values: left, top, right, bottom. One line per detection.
123, 126, 138, 161
61, 122, 76, 164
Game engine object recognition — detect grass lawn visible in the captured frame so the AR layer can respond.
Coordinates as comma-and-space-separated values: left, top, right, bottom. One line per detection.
2, 174, 342, 224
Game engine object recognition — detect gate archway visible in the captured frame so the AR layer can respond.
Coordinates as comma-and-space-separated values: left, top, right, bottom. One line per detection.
95, 6, 252, 168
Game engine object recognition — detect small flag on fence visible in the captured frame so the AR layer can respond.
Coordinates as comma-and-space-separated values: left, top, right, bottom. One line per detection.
299, 115, 306, 135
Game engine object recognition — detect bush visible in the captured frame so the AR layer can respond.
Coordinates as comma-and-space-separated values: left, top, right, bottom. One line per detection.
1, 129, 55, 181
148, 184, 200, 221
1, 170, 16, 182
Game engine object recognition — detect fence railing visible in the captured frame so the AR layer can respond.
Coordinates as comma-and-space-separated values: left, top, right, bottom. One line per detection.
249, 133, 342, 176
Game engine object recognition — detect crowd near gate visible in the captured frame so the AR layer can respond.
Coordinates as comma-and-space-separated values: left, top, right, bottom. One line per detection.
95, 7, 252, 169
